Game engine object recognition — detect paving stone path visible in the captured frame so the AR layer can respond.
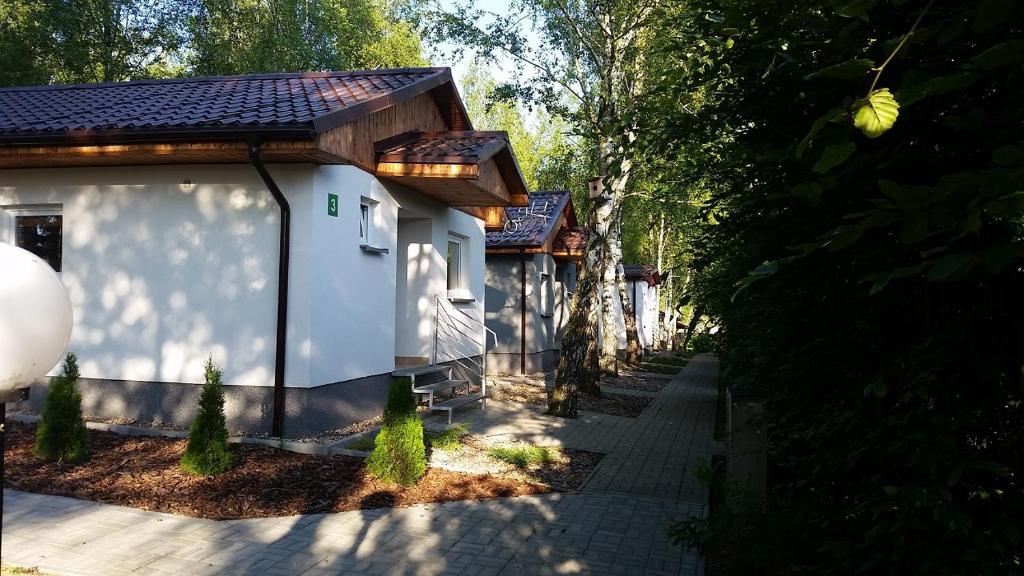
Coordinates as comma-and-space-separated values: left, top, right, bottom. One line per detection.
2, 355, 719, 576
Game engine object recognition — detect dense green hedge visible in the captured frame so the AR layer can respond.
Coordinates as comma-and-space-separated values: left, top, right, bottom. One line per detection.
650, 0, 1024, 573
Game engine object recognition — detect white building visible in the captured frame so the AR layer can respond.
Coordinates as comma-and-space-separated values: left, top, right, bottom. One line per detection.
0, 69, 529, 436
616, 264, 662, 352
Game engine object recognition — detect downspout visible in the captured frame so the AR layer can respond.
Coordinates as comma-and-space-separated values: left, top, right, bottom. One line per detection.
520, 249, 527, 375
633, 280, 639, 343
248, 142, 290, 438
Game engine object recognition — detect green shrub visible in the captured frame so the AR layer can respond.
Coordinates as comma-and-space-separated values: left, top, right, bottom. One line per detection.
34, 352, 90, 463
487, 445, 555, 468
366, 376, 426, 486
426, 423, 468, 451
180, 358, 233, 476
688, 332, 717, 354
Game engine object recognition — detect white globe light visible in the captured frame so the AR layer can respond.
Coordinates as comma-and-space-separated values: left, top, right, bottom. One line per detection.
0, 243, 73, 391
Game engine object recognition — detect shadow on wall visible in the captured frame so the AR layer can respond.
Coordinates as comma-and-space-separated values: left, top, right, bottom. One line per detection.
47, 170, 282, 388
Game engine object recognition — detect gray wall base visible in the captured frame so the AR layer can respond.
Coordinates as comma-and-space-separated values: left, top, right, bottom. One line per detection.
486, 349, 559, 375
13, 372, 392, 438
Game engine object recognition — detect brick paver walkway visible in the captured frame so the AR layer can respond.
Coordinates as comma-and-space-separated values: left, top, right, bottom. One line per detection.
2, 355, 718, 575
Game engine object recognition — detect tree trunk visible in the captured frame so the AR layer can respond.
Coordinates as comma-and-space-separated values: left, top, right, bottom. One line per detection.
548, 258, 601, 417
654, 213, 666, 350
599, 239, 619, 375
682, 304, 704, 351
613, 218, 642, 366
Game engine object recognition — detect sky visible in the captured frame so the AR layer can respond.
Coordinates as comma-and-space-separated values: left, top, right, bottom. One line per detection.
427, 0, 531, 93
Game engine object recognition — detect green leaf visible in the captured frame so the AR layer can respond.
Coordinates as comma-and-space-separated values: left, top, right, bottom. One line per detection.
895, 73, 977, 108
971, 40, 1024, 70
813, 141, 856, 173
836, 0, 873, 21
927, 253, 974, 281
790, 182, 823, 204
879, 180, 932, 212
972, 0, 1016, 35
992, 145, 1024, 167
852, 88, 899, 138
797, 108, 848, 158
883, 485, 899, 496
806, 58, 875, 81
725, 38, 735, 49
898, 213, 929, 245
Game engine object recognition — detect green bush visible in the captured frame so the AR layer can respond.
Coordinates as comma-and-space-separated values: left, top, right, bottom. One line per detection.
366, 376, 426, 486
688, 332, 717, 354
426, 423, 468, 451
34, 352, 90, 463
180, 358, 233, 476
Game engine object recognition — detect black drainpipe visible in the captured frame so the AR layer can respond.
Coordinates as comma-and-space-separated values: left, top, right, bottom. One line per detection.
520, 249, 527, 375
248, 142, 290, 438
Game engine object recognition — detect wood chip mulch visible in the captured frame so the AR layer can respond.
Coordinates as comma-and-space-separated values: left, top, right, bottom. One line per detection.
489, 379, 653, 418
601, 372, 669, 393
5, 422, 548, 520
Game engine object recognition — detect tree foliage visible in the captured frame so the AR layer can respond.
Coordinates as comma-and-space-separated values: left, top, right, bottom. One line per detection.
180, 358, 233, 476
188, 0, 425, 75
366, 376, 427, 486
0, 0, 425, 87
651, 0, 1024, 572
34, 352, 90, 464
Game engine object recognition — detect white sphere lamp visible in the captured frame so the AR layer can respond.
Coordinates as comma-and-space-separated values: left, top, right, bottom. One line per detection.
0, 243, 73, 392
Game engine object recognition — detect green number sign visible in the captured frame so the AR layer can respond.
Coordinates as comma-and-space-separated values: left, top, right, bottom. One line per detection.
327, 193, 338, 217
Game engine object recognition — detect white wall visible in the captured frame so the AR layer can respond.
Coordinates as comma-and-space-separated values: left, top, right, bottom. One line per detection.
1, 163, 488, 389
389, 183, 486, 361
309, 166, 399, 386
615, 279, 658, 350
0, 164, 314, 388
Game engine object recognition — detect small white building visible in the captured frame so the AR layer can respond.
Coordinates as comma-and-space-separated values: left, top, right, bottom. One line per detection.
615, 264, 662, 352
0, 68, 529, 436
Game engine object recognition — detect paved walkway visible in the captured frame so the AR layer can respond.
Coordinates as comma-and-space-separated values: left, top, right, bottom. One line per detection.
2, 355, 719, 576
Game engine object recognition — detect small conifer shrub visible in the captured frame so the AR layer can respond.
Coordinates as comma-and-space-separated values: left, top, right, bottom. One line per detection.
34, 352, 90, 463
180, 358, 233, 476
366, 376, 427, 486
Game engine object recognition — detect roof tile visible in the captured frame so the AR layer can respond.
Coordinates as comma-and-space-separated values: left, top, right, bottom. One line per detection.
0, 69, 445, 140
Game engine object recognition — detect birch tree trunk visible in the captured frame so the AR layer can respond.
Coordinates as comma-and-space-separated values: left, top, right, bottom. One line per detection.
615, 261, 643, 366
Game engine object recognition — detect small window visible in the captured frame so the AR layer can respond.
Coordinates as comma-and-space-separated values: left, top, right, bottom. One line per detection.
447, 237, 463, 290
540, 273, 554, 317
4, 206, 62, 272
358, 200, 371, 244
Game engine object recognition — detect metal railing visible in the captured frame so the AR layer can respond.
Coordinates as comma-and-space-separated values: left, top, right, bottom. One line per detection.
433, 295, 496, 397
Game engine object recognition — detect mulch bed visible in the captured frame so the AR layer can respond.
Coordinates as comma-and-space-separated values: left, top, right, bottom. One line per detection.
601, 372, 669, 393
489, 379, 653, 418
5, 422, 548, 520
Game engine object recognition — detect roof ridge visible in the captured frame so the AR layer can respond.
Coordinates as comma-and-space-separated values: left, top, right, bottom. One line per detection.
0, 67, 449, 93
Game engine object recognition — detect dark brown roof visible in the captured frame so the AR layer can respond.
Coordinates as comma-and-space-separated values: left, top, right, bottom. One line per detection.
0, 68, 468, 146
487, 192, 572, 248
377, 131, 509, 164
624, 264, 661, 286
553, 226, 587, 254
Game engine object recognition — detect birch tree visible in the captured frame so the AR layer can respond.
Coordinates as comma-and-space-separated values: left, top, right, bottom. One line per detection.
423, 0, 661, 415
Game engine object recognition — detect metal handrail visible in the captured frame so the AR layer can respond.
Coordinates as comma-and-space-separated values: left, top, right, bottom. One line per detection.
433, 296, 495, 398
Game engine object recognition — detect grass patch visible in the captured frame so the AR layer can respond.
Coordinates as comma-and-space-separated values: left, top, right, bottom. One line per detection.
641, 362, 682, 375
345, 433, 376, 452
487, 445, 556, 468
426, 424, 468, 451
646, 356, 690, 367
2, 566, 43, 575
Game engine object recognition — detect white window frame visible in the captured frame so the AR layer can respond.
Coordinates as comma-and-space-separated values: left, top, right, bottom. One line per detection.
358, 197, 377, 245
1, 204, 63, 272
447, 233, 473, 301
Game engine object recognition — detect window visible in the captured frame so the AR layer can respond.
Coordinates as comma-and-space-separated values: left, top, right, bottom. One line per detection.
447, 236, 463, 290
3, 206, 62, 272
540, 273, 554, 317
358, 200, 371, 244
